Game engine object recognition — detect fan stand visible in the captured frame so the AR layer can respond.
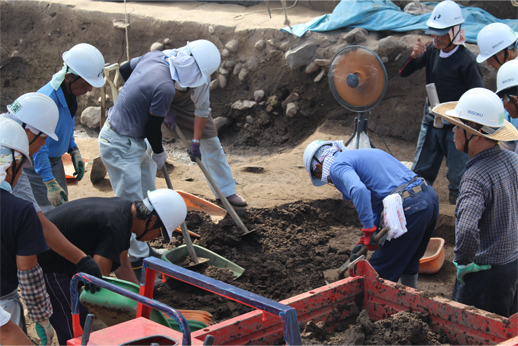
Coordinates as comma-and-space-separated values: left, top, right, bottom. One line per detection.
344, 112, 376, 149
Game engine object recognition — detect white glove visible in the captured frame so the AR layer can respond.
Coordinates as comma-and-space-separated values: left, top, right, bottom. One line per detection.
152, 151, 167, 169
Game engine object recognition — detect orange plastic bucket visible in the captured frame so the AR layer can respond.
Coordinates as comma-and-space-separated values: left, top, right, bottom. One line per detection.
419, 237, 445, 274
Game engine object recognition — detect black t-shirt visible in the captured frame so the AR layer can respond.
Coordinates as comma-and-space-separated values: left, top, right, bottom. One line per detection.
38, 197, 133, 275
1, 189, 48, 296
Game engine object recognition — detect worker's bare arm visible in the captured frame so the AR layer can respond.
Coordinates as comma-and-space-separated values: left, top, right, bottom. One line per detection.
113, 251, 139, 285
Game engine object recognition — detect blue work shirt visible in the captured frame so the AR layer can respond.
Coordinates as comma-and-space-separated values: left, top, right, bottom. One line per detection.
33, 82, 77, 182
330, 149, 417, 229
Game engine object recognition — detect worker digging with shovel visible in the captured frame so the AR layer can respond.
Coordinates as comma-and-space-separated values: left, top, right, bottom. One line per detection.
304, 141, 439, 288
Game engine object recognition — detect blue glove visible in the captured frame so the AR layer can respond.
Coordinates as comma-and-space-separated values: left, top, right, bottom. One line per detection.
35, 319, 55, 346
453, 261, 491, 285
189, 141, 201, 162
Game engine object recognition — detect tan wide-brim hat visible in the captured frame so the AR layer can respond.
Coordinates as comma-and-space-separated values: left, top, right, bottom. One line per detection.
432, 102, 518, 141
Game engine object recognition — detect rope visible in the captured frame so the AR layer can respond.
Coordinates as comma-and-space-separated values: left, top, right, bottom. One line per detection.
233, 0, 298, 22
124, 0, 130, 61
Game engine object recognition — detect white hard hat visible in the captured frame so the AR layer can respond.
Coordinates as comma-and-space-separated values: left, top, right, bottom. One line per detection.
7, 93, 59, 141
425, 1, 464, 35
185, 40, 221, 81
445, 88, 505, 127
303, 140, 333, 187
477, 23, 518, 63
496, 59, 518, 94
62, 43, 105, 88
0, 118, 32, 168
146, 189, 187, 242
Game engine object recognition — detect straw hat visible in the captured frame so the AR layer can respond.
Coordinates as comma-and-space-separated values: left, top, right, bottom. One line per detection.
432, 88, 518, 142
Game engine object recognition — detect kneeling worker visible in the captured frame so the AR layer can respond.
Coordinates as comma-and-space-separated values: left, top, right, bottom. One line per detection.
304, 141, 439, 288
37, 189, 187, 345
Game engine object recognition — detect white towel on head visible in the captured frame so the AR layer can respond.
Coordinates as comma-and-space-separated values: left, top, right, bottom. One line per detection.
382, 194, 407, 241
163, 49, 205, 88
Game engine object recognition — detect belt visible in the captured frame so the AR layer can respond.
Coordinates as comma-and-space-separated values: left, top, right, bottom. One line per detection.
402, 182, 426, 199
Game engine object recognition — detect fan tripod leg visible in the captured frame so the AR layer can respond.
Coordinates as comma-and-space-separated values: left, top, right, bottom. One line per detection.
344, 113, 375, 149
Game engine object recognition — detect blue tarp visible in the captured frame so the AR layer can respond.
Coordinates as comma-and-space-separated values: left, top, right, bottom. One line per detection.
281, 0, 518, 44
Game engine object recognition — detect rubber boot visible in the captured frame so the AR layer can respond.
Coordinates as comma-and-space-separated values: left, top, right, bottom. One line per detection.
449, 192, 458, 205
400, 273, 418, 289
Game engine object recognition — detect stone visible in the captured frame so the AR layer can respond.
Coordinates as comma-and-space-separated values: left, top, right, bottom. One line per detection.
314, 68, 325, 83
219, 67, 228, 75
238, 67, 249, 82
208, 25, 215, 34
305, 62, 319, 74
80, 106, 101, 129
282, 93, 299, 108
378, 36, 399, 57
233, 62, 243, 75
314, 58, 331, 67
342, 27, 368, 44
164, 38, 171, 44
254, 90, 265, 102
225, 60, 236, 68
113, 20, 129, 30
221, 48, 230, 58
150, 42, 164, 51
265, 95, 279, 113
231, 100, 256, 110
285, 43, 317, 69
246, 115, 254, 124
286, 103, 298, 117
218, 74, 227, 89
225, 39, 239, 53
214, 117, 232, 132
254, 39, 265, 51
209, 79, 219, 91
90, 156, 107, 184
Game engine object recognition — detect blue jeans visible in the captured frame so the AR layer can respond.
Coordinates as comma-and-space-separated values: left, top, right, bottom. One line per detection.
412, 122, 469, 196
369, 183, 440, 283
452, 259, 518, 317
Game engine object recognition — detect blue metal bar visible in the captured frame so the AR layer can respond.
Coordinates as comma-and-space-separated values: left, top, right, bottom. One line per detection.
70, 273, 192, 345
143, 257, 303, 346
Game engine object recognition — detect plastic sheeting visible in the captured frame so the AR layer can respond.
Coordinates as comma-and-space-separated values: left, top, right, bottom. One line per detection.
282, 0, 518, 43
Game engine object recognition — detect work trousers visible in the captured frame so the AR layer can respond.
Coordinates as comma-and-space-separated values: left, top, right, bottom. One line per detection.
199, 136, 236, 199
412, 122, 468, 197
99, 122, 157, 259
24, 157, 68, 213
44, 272, 89, 345
452, 259, 518, 317
369, 182, 439, 284
0, 290, 26, 333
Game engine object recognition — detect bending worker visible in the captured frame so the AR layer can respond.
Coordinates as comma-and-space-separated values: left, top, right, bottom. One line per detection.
477, 23, 518, 153
26, 43, 105, 212
37, 189, 187, 345
1, 92, 103, 285
304, 141, 439, 288
433, 88, 518, 317
399, 0, 484, 205
0, 118, 54, 345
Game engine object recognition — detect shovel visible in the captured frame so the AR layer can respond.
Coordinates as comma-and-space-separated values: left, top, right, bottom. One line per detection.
323, 226, 390, 283
174, 125, 254, 236
176, 190, 227, 218
162, 165, 210, 268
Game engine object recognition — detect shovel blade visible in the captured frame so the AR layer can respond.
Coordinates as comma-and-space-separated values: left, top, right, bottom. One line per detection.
323, 260, 350, 284
176, 190, 227, 217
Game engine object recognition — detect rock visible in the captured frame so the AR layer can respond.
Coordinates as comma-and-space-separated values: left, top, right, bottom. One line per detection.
209, 79, 219, 91
404, 1, 433, 15
285, 43, 317, 69
378, 36, 400, 58
279, 41, 290, 50
214, 117, 232, 132
208, 25, 215, 34
266, 39, 275, 47
150, 42, 164, 51
246, 115, 254, 124
80, 106, 101, 129
342, 27, 368, 44
314, 58, 331, 67
238, 67, 249, 82
254, 90, 265, 102
225, 60, 236, 68
314, 68, 325, 83
282, 93, 299, 108
247, 57, 259, 71
286, 103, 298, 117
233, 62, 243, 75
218, 74, 227, 89
231, 100, 256, 110
90, 156, 107, 184
164, 38, 171, 44
305, 62, 319, 74
221, 48, 230, 58
225, 39, 239, 53
219, 67, 228, 75
254, 39, 265, 51
113, 20, 128, 30
265, 95, 279, 113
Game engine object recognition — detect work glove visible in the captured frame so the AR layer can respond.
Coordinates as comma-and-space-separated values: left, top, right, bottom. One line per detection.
35, 319, 55, 346
69, 149, 85, 181
152, 150, 167, 170
350, 244, 364, 263
76, 255, 103, 293
453, 261, 491, 285
44, 178, 68, 207
189, 141, 201, 162
360, 226, 378, 251
164, 110, 176, 131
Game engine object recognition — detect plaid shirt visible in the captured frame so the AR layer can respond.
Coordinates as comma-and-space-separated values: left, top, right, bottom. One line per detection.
454, 146, 518, 265
17, 264, 52, 322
